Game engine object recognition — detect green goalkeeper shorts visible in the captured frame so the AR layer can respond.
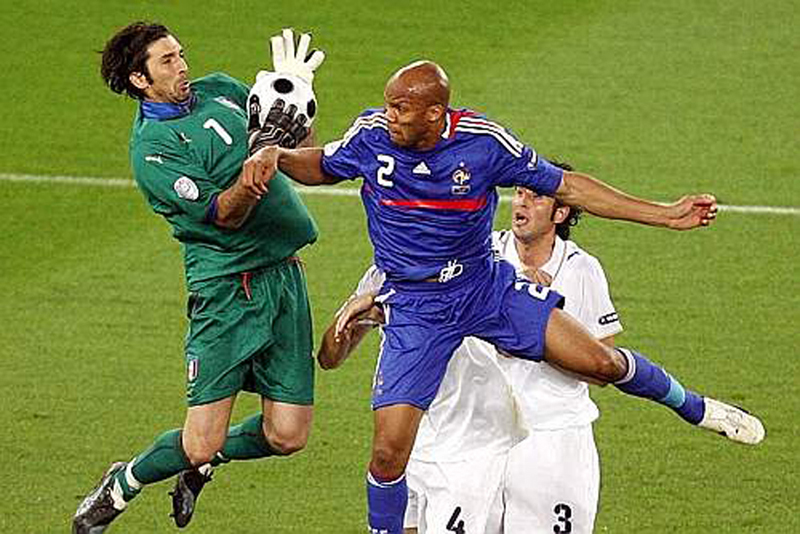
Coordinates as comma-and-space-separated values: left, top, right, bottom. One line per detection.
183, 257, 314, 406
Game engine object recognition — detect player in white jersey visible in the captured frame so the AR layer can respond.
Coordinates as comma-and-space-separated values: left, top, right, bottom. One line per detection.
319, 165, 765, 534
496, 178, 620, 534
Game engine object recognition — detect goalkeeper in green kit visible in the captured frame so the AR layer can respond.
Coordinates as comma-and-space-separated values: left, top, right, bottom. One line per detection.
73, 22, 323, 533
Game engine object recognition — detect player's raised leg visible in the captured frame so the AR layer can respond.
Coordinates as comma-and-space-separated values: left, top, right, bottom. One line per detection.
368, 404, 425, 534
73, 396, 235, 534
543, 309, 765, 444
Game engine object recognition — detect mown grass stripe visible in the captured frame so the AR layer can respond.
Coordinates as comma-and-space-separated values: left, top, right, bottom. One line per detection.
2, 173, 797, 216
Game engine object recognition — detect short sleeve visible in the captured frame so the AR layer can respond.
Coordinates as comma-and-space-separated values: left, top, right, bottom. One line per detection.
334, 265, 386, 317
355, 265, 386, 296
320, 112, 381, 180
494, 147, 563, 196
574, 257, 623, 339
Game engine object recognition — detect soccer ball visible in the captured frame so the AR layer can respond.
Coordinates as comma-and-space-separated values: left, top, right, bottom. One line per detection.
247, 71, 317, 131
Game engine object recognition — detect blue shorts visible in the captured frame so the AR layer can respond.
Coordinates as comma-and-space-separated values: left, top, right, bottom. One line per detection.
373, 259, 564, 410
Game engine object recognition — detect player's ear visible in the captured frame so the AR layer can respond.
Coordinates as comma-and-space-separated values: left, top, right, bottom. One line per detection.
553, 205, 570, 224
129, 71, 150, 91
426, 103, 445, 123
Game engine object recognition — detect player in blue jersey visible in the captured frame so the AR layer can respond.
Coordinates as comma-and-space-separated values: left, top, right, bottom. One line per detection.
260, 61, 750, 534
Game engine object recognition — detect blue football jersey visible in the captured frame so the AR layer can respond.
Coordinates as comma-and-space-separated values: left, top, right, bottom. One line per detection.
321, 108, 563, 282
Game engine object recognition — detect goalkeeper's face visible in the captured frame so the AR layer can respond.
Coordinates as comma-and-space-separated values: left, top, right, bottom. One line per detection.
133, 35, 192, 104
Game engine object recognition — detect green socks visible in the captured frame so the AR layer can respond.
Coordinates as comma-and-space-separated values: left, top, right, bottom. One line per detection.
114, 429, 191, 501
214, 414, 275, 464
112, 414, 275, 503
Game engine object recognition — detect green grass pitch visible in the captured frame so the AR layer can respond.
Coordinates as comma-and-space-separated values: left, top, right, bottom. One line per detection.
1, 1, 798, 532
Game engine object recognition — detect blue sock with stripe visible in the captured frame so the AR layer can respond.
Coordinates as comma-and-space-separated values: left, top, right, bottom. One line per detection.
366, 470, 407, 534
614, 348, 705, 424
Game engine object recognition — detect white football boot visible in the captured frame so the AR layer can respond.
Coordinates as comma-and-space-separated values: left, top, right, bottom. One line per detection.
699, 398, 765, 445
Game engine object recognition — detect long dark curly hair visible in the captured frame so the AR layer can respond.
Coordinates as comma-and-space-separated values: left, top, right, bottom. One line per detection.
100, 22, 171, 99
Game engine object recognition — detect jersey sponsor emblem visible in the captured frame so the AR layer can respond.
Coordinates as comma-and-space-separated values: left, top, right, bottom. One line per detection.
144, 155, 163, 164
174, 176, 200, 201
412, 161, 431, 175
599, 312, 619, 325
178, 132, 193, 144
451, 166, 471, 195
438, 260, 464, 283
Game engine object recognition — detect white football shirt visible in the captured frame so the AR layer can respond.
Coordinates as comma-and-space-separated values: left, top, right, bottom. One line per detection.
493, 230, 623, 430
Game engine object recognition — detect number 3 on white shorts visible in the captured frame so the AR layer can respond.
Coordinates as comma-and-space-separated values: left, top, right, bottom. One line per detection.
515, 281, 552, 301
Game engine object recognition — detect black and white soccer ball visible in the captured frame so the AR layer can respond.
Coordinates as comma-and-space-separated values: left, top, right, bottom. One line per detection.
247, 71, 317, 130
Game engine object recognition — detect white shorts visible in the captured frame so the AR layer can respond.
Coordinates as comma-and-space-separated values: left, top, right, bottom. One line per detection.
503, 425, 599, 534
404, 451, 507, 534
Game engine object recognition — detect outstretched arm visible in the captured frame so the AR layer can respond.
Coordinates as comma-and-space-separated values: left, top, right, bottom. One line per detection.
556, 171, 718, 230
274, 146, 343, 185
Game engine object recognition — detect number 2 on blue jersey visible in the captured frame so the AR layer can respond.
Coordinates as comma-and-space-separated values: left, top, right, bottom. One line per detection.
377, 154, 395, 187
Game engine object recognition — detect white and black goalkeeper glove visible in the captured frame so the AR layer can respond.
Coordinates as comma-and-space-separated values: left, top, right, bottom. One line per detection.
247, 28, 322, 154
268, 28, 325, 84
247, 98, 310, 155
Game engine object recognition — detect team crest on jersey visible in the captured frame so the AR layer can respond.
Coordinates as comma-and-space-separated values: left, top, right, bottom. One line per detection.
214, 96, 242, 112
174, 176, 199, 201
451, 165, 471, 195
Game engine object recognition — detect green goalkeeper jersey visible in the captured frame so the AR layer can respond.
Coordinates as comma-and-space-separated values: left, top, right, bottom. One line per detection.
130, 72, 318, 289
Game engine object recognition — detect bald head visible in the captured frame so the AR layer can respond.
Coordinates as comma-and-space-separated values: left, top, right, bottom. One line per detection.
383, 61, 450, 150
386, 60, 450, 108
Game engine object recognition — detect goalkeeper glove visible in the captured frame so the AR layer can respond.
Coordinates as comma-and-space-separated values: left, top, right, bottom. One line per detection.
248, 99, 310, 155
269, 28, 325, 84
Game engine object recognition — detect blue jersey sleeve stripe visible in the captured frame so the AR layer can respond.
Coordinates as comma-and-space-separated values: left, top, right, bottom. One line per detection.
457, 117, 525, 154
338, 112, 387, 148
455, 125, 524, 158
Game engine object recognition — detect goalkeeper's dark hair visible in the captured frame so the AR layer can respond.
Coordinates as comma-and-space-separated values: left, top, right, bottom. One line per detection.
101, 22, 172, 99
548, 158, 582, 241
